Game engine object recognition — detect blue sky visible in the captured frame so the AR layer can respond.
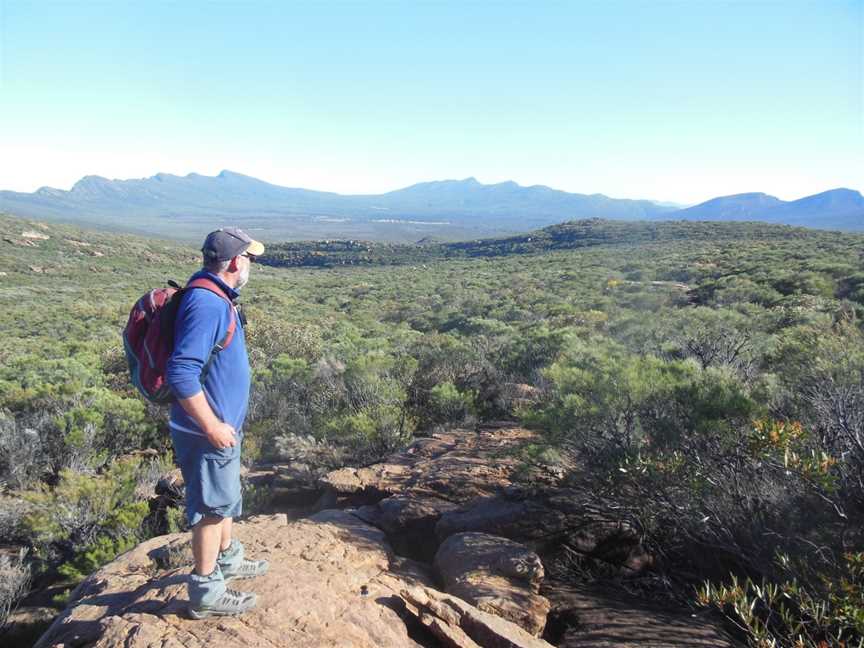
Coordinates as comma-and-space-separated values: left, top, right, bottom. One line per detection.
0, 0, 861, 203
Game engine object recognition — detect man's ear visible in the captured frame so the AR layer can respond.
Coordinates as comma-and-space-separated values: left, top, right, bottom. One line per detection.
227, 256, 241, 272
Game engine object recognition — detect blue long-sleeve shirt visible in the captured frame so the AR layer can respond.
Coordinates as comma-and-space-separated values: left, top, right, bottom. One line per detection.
166, 271, 250, 437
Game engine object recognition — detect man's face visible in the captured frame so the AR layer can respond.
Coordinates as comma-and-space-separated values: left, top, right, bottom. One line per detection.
235, 254, 251, 290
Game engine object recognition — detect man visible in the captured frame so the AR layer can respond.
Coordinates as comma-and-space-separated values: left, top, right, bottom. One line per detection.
166, 227, 269, 619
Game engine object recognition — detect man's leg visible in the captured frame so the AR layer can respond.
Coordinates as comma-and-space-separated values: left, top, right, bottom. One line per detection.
172, 431, 255, 618
220, 517, 233, 552
192, 516, 224, 575
188, 515, 257, 618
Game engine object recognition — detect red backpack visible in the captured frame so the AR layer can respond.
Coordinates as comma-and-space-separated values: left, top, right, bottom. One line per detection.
122, 277, 236, 404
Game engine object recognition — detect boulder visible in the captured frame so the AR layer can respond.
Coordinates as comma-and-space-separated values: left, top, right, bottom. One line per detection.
318, 465, 367, 494
434, 532, 550, 636
318, 427, 566, 561
315, 429, 650, 578
400, 585, 555, 648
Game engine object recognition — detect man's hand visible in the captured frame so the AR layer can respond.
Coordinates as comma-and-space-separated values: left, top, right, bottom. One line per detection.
175, 392, 236, 448
205, 421, 237, 449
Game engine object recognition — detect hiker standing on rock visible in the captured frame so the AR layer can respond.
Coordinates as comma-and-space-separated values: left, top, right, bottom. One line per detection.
166, 227, 269, 618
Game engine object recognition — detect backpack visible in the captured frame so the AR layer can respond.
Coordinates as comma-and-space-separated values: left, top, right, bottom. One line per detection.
123, 277, 237, 404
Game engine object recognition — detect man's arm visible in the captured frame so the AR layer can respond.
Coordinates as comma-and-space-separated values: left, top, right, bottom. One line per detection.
176, 392, 236, 448
166, 290, 236, 448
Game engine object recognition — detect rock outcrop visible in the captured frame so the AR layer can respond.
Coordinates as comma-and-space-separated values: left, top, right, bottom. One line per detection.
34, 425, 739, 647
35, 512, 432, 648
312, 426, 737, 646
319, 428, 648, 574
34, 510, 552, 648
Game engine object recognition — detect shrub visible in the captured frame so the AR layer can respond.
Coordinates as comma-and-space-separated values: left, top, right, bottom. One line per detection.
0, 549, 29, 631
527, 326, 862, 647
0, 412, 46, 490
525, 336, 760, 464
698, 552, 864, 647
19, 456, 158, 581
272, 432, 345, 468
660, 306, 768, 383
0, 494, 31, 545
427, 381, 475, 425
56, 527, 143, 582
771, 322, 864, 499
250, 348, 417, 466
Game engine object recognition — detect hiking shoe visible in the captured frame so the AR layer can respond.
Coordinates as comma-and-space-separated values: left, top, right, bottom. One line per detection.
188, 587, 257, 619
217, 539, 269, 581
222, 558, 269, 581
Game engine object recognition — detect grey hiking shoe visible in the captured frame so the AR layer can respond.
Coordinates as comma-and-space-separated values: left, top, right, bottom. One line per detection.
218, 539, 269, 581
222, 557, 269, 581
188, 587, 257, 619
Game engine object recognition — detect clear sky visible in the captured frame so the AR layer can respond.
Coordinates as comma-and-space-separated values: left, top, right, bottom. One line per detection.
0, 0, 861, 204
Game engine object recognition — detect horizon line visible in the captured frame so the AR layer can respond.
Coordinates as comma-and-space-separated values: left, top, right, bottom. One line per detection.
5, 168, 862, 208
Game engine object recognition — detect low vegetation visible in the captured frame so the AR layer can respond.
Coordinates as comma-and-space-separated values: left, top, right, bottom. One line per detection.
1, 212, 863, 646
0, 549, 29, 632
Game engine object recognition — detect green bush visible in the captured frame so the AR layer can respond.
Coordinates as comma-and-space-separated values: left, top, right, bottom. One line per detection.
57, 529, 142, 582
19, 457, 156, 581
427, 381, 475, 425
698, 552, 864, 647
525, 336, 760, 461
3, 212, 864, 648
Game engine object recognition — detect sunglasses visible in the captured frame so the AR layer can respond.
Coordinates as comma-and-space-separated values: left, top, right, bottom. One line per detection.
240, 252, 257, 262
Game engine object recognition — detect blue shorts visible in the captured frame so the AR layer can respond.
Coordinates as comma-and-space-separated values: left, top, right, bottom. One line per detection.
170, 429, 243, 527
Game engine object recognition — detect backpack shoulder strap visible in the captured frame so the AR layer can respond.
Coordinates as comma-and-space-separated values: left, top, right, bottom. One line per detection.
186, 277, 237, 349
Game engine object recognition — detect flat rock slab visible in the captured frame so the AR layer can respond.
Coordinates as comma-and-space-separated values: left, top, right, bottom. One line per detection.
544, 582, 740, 648
34, 512, 435, 648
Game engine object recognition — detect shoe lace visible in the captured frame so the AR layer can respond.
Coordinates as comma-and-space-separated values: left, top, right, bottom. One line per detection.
237, 559, 262, 574
223, 588, 250, 607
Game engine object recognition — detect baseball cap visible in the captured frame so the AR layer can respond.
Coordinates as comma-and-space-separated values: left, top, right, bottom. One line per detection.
201, 227, 265, 262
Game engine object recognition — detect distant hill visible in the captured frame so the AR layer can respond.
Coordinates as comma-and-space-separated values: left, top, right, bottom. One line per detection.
369, 177, 671, 221
262, 217, 851, 268
669, 188, 864, 230
0, 171, 675, 241
1, 171, 861, 240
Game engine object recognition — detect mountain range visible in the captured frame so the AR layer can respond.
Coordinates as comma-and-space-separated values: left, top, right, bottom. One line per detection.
672, 188, 864, 230
0, 171, 861, 241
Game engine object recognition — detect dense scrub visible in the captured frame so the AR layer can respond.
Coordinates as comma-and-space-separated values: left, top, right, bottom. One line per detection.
262, 218, 830, 267
1, 213, 863, 646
